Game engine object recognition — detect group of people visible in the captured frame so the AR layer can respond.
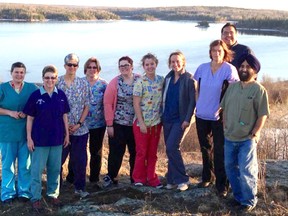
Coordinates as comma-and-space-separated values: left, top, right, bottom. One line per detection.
0, 23, 269, 213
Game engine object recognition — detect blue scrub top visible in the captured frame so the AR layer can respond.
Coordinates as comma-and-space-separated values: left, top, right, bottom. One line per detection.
23, 87, 70, 147
162, 74, 180, 123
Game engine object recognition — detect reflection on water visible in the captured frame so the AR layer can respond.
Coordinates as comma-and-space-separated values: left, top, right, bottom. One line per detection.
0, 20, 287, 83
239, 29, 288, 37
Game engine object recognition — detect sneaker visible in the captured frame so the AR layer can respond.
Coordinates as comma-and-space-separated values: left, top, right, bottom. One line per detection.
177, 182, 189, 191
103, 175, 113, 188
74, 190, 89, 198
47, 197, 63, 207
197, 181, 212, 188
239, 204, 256, 212
32, 200, 43, 211
155, 183, 163, 189
165, 184, 177, 190
134, 182, 144, 186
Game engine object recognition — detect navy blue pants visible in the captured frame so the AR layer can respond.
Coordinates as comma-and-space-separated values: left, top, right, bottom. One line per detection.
61, 133, 88, 191
163, 122, 189, 185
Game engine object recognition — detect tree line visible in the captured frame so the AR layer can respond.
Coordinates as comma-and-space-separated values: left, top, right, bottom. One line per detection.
0, 4, 120, 21
0, 3, 288, 35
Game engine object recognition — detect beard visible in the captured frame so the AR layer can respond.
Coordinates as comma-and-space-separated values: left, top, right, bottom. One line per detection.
238, 70, 253, 82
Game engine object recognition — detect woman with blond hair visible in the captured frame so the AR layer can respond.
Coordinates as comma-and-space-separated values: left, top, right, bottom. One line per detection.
132, 53, 164, 188
162, 51, 196, 191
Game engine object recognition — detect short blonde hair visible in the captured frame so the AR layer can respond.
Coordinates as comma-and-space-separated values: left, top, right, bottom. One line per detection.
168, 51, 186, 69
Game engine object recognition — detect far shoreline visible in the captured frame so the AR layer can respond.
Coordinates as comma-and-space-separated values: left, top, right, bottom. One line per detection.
1, 19, 287, 37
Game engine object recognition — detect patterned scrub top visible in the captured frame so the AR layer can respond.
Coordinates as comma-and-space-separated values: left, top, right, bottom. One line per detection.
133, 74, 164, 127
57, 76, 91, 136
85, 78, 107, 129
114, 74, 140, 126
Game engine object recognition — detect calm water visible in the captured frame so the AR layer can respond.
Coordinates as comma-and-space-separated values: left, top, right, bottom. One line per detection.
0, 20, 287, 83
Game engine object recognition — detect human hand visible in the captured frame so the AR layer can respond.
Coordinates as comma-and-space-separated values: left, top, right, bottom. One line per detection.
18, 111, 26, 119
250, 132, 260, 143
9, 110, 20, 119
107, 126, 114, 138
139, 123, 147, 134
181, 121, 189, 130
63, 135, 70, 148
27, 138, 35, 152
69, 124, 80, 134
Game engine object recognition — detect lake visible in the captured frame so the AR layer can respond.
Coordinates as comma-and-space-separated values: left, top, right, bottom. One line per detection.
0, 20, 287, 83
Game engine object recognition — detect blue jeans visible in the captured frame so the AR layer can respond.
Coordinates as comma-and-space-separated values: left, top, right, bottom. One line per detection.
163, 122, 189, 185
31, 145, 62, 202
0, 141, 32, 201
224, 138, 258, 207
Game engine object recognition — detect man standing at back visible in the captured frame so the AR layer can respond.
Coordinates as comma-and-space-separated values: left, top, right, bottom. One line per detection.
221, 22, 253, 67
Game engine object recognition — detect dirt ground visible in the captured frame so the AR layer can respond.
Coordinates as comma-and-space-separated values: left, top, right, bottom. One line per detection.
0, 148, 287, 216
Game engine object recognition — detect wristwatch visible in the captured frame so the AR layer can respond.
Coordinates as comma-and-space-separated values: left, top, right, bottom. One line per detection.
77, 121, 83, 127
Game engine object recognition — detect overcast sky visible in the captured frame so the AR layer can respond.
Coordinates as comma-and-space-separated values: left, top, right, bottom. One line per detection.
0, 0, 288, 11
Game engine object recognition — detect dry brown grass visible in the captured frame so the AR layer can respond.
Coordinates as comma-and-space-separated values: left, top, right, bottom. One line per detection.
262, 77, 288, 105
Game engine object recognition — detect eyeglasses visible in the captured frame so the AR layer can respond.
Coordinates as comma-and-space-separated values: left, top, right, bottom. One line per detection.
44, 76, 57, 80
66, 63, 78, 67
87, 66, 97, 69
119, 64, 131, 68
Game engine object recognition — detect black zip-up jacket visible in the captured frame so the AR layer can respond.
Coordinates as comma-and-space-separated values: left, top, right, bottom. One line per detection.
162, 70, 196, 124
